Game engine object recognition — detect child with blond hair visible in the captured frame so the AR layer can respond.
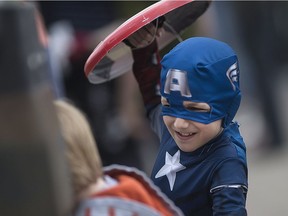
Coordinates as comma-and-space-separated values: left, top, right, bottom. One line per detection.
54, 99, 183, 216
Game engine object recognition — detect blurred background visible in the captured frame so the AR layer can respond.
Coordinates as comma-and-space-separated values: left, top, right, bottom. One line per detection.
1, 1, 288, 215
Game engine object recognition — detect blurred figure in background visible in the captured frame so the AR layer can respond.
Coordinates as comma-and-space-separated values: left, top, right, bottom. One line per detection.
38, 1, 158, 174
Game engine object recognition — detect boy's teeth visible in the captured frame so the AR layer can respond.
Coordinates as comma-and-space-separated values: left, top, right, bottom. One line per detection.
180, 132, 193, 136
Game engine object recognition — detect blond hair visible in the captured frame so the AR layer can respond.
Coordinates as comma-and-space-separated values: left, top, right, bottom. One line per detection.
54, 99, 103, 198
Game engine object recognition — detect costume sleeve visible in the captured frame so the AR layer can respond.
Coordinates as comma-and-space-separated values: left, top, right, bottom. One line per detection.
148, 104, 163, 141
210, 158, 248, 216
131, 40, 162, 114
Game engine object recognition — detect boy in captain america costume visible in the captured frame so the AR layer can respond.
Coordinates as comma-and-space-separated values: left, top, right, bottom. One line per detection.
126, 24, 248, 216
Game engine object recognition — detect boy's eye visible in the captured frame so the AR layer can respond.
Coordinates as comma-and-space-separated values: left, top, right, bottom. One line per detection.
186, 107, 208, 112
183, 101, 211, 112
161, 97, 170, 107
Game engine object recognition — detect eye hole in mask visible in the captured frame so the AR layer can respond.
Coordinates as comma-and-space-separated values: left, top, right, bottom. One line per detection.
161, 97, 211, 113
183, 101, 211, 113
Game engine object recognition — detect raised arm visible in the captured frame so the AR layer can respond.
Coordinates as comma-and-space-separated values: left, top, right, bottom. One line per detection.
125, 23, 162, 114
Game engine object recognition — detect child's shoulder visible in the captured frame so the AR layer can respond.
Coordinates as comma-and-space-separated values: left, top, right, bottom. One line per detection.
210, 122, 245, 156
212, 122, 247, 163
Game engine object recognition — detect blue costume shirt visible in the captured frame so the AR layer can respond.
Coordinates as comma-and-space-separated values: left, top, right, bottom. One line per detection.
150, 106, 247, 215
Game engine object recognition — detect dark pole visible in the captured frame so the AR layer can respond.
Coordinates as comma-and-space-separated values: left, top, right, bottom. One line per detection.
0, 2, 72, 216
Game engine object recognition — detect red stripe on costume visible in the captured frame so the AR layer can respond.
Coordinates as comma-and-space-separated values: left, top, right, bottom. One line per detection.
95, 175, 174, 216
108, 207, 115, 216
85, 207, 90, 216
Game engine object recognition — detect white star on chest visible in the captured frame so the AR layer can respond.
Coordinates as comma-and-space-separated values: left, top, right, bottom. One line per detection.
155, 150, 186, 191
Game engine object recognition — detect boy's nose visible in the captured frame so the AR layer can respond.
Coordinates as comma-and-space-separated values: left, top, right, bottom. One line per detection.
174, 118, 189, 129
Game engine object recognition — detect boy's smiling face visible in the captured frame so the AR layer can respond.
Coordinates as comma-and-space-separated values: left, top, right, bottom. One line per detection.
163, 114, 222, 153
162, 96, 222, 152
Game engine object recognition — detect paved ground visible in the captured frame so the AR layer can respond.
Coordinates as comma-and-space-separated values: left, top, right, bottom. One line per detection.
237, 73, 288, 216
246, 146, 288, 216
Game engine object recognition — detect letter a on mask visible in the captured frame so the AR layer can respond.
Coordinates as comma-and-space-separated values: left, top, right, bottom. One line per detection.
164, 69, 192, 97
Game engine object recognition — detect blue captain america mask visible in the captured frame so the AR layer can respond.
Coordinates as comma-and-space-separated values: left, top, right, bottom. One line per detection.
160, 37, 241, 127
